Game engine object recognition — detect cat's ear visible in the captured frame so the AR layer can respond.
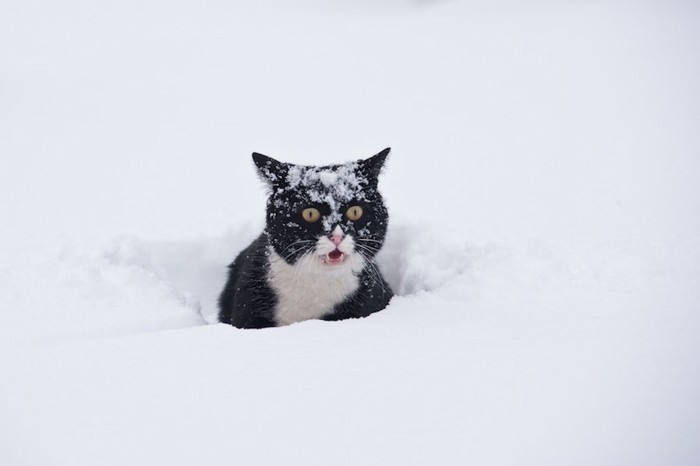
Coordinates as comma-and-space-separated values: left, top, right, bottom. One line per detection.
252, 152, 289, 187
359, 147, 390, 180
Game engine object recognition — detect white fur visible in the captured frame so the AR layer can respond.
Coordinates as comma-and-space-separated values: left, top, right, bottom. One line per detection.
268, 233, 365, 326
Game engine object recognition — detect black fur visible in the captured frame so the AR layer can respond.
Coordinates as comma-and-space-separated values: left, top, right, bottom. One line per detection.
218, 148, 393, 329
218, 233, 277, 328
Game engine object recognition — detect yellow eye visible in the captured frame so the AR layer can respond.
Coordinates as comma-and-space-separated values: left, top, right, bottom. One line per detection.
346, 205, 364, 221
301, 207, 321, 223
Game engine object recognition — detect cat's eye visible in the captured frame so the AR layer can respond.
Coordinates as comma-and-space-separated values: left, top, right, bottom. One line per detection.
346, 205, 364, 221
301, 207, 321, 223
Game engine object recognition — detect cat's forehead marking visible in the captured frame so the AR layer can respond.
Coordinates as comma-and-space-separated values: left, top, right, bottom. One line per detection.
284, 162, 367, 203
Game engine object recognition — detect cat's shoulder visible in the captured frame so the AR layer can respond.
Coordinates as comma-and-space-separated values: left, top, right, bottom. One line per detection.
230, 233, 269, 268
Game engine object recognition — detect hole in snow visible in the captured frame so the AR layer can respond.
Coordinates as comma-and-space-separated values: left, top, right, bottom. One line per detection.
102, 220, 472, 323
377, 219, 474, 296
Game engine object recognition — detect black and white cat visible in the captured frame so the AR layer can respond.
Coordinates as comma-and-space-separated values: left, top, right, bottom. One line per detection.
218, 148, 393, 329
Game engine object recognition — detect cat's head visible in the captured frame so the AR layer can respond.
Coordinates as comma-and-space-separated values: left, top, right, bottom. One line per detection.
252, 148, 390, 270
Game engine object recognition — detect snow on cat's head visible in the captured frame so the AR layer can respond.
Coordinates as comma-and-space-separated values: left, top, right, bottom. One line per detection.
252, 148, 390, 266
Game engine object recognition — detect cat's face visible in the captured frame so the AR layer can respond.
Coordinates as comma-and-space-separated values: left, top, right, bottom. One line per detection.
253, 148, 390, 269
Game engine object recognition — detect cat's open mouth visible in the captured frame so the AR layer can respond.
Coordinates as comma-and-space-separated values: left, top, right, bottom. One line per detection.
324, 249, 345, 265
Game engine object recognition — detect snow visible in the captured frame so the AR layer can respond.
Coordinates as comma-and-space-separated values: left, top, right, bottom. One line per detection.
318, 170, 340, 187
2, 0, 700, 465
279, 159, 371, 231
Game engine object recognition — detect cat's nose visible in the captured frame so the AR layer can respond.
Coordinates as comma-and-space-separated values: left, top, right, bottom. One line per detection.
330, 225, 344, 246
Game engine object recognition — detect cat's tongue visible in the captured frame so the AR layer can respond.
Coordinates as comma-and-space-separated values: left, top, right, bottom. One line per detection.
326, 249, 345, 264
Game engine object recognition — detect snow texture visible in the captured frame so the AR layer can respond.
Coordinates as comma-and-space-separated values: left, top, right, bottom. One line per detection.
282, 161, 367, 231
1, 1, 700, 465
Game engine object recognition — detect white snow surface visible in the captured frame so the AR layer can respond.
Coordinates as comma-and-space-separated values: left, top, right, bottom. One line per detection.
1, 1, 700, 465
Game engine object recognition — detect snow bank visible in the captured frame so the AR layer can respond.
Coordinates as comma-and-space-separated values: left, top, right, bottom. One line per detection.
0, 219, 478, 344
101, 219, 474, 323
102, 224, 261, 325
1, 226, 698, 466
0, 246, 204, 345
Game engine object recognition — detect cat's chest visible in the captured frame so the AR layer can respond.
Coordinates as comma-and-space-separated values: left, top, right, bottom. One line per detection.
267, 250, 361, 326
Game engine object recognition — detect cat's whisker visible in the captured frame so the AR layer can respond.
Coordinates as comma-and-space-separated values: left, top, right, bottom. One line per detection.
355, 242, 378, 252
298, 250, 315, 284
354, 241, 380, 251
354, 244, 380, 257
283, 244, 314, 261
356, 238, 383, 244
355, 248, 390, 297
280, 240, 314, 253
279, 239, 314, 256
302, 250, 319, 283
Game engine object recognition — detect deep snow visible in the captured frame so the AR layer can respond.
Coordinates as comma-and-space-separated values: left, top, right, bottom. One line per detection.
1, 0, 700, 465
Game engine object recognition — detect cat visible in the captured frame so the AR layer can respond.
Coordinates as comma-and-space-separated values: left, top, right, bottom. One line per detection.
218, 148, 394, 329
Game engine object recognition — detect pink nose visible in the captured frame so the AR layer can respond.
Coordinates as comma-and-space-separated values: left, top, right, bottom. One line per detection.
330, 225, 344, 246
331, 233, 344, 246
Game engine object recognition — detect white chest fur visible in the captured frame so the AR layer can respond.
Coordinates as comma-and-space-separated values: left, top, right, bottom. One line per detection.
267, 249, 363, 326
